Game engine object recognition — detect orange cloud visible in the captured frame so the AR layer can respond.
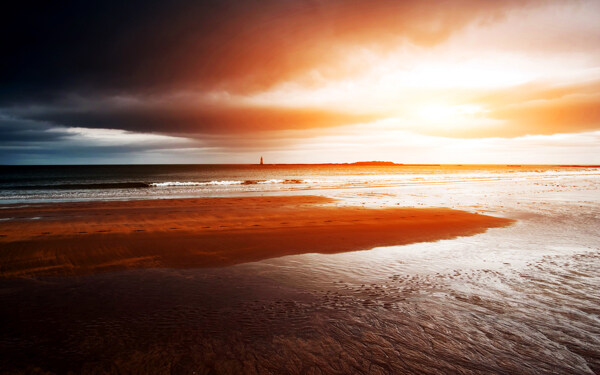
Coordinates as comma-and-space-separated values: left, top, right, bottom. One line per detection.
15, 99, 379, 135
491, 95, 600, 137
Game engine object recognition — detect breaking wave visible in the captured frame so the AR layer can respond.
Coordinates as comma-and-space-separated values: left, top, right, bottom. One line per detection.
5, 182, 152, 190
150, 179, 305, 187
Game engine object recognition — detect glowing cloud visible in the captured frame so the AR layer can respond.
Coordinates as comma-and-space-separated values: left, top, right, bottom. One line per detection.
1, 0, 599, 163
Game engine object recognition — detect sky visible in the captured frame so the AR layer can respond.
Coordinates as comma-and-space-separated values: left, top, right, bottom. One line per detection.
1, 0, 600, 164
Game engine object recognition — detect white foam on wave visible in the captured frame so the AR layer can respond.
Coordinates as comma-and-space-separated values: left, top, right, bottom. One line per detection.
151, 179, 307, 187
150, 181, 244, 187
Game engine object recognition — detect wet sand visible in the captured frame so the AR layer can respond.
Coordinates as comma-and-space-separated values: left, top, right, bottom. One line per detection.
0, 196, 511, 278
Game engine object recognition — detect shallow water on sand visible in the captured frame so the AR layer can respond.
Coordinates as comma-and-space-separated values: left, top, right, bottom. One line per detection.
1, 173, 599, 374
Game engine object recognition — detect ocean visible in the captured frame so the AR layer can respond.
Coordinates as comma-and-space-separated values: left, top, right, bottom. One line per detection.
1, 164, 598, 203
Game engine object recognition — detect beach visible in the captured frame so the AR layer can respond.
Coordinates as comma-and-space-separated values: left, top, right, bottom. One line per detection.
0, 196, 511, 278
1, 165, 599, 374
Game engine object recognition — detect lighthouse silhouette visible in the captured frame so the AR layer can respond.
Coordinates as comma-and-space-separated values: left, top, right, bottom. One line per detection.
260, 156, 263, 165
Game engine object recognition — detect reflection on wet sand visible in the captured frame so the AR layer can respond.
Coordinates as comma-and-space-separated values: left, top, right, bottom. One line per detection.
1, 250, 598, 374
0, 196, 510, 278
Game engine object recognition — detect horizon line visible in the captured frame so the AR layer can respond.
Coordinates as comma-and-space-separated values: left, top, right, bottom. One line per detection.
2, 163, 600, 167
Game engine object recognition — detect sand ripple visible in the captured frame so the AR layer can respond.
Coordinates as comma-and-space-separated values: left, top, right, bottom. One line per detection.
1, 249, 599, 374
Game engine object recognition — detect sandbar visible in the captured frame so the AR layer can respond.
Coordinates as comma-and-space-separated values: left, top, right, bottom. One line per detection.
0, 196, 513, 278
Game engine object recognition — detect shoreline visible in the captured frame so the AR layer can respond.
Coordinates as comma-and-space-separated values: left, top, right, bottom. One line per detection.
0, 196, 513, 278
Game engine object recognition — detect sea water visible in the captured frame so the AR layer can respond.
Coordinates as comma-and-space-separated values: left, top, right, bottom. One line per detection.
0, 164, 597, 203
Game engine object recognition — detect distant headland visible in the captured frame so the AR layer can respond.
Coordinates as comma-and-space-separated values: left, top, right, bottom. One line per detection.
257, 159, 404, 166
347, 161, 399, 166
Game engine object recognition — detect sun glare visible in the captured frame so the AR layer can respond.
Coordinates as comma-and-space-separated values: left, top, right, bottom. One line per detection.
416, 104, 486, 123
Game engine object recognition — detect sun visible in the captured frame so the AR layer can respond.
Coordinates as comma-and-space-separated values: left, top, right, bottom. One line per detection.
416, 104, 486, 123
417, 104, 455, 122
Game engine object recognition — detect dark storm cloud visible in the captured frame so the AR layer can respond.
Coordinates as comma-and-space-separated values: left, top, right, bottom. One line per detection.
0, 140, 180, 165
0, 114, 195, 164
6, 97, 378, 135
2, 0, 544, 101
0, 0, 552, 142
0, 116, 68, 143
